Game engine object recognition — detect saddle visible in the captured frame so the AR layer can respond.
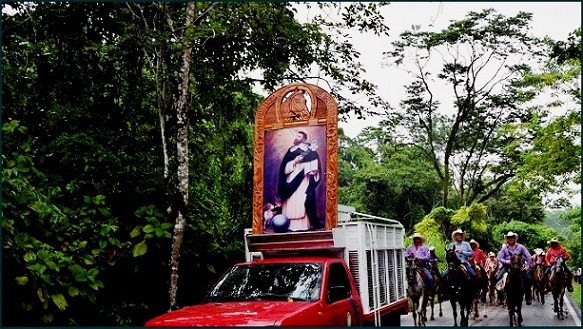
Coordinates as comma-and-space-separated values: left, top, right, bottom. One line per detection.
415, 268, 431, 284
496, 272, 508, 291
459, 264, 471, 280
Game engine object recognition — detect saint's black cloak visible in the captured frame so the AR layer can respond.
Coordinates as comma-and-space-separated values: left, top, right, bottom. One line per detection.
277, 145, 323, 230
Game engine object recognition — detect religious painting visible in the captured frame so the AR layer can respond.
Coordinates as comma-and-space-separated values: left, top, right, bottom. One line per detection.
252, 83, 338, 234
262, 126, 327, 233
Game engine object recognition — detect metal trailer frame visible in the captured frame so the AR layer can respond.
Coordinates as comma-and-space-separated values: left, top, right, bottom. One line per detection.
336, 205, 407, 326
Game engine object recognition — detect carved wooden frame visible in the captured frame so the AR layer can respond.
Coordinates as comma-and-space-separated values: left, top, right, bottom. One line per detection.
252, 83, 338, 234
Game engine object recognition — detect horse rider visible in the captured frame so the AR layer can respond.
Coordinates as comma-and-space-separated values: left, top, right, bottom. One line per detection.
428, 246, 442, 276
485, 251, 499, 271
495, 231, 533, 305
442, 229, 476, 278
529, 248, 545, 276
469, 239, 486, 268
544, 237, 574, 292
405, 232, 434, 291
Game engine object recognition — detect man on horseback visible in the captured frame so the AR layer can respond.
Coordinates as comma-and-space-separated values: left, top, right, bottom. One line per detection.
405, 232, 435, 291
442, 229, 476, 278
544, 237, 573, 292
495, 231, 533, 305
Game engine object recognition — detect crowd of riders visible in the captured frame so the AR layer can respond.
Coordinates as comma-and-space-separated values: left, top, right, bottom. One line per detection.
406, 230, 574, 306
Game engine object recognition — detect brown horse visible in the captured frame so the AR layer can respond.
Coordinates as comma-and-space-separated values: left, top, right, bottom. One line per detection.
468, 258, 488, 320
550, 255, 567, 320
531, 262, 546, 305
444, 248, 475, 327
427, 257, 444, 319
504, 254, 524, 327
486, 259, 503, 305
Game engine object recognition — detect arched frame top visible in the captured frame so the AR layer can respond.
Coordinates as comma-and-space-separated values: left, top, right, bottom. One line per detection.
252, 83, 339, 234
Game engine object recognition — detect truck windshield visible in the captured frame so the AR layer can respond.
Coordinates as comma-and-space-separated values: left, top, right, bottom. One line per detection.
205, 263, 322, 302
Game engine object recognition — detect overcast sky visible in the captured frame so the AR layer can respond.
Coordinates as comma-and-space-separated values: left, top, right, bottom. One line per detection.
324, 2, 582, 137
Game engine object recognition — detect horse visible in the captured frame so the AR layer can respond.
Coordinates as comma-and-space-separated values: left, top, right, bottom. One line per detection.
427, 257, 444, 319
486, 259, 503, 306
531, 261, 546, 305
443, 248, 475, 327
468, 257, 489, 320
503, 254, 524, 327
405, 256, 431, 326
550, 255, 567, 320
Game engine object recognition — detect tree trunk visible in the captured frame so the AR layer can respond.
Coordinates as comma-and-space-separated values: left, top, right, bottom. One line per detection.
169, 1, 196, 310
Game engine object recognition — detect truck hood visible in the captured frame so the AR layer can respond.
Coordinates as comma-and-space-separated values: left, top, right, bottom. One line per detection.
144, 301, 314, 327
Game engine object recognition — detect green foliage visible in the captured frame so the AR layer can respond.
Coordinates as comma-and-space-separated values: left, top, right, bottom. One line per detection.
414, 204, 488, 244
387, 8, 553, 207
338, 127, 441, 231
559, 207, 581, 268
491, 221, 558, 251
2, 121, 123, 325
3, 2, 395, 325
571, 282, 581, 308
483, 181, 546, 224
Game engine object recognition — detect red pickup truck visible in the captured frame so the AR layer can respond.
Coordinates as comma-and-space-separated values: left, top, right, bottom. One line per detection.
145, 205, 408, 327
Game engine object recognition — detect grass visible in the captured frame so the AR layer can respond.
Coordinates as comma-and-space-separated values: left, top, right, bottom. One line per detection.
570, 282, 581, 308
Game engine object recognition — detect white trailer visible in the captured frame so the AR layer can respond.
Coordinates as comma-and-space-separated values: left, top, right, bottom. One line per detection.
244, 205, 408, 326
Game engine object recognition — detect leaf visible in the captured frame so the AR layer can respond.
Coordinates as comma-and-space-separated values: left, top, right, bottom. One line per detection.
78, 240, 88, 249
37, 249, 50, 260
160, 222, 174, 230
132, 240, 148, 257
98, 207, 111, 217
69, 264, 88, 282
37, 288, 45, 303
41, 312, 54, 323
207, 264, 215, 274
24, 251, 36, 262
142, 224, 155, 233
88, 281, 100, 290
15, 276, 29, 285
45, 260, 60, 271
68, 286, 79, 297
82, 255, 95, 265
129, 226, 141, 238
99, 239, 107, 249
87, 268, 99, 278
51, 293, 68, 311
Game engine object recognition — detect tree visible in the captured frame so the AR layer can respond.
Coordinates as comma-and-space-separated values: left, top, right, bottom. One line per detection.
386, 9, 549, 208
482, 181, 546, 224
338, 126, 442, 231
2, 2, 396, 324
2, 121, 128, 325
491, 221, 558, 252
512, 29, 581, 205
559, 207, 581, 269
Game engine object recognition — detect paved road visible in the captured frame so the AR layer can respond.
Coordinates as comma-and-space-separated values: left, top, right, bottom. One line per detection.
401, 293, 580, 326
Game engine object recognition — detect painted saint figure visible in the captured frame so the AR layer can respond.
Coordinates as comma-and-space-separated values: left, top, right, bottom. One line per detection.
277, 131, 323, 231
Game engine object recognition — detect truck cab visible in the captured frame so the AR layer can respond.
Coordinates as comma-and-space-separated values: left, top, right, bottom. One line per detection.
146, 256, 363, 327
145, 205, 407, 327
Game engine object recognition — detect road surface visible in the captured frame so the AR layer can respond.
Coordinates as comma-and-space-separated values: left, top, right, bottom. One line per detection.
401, 293, 580, 326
